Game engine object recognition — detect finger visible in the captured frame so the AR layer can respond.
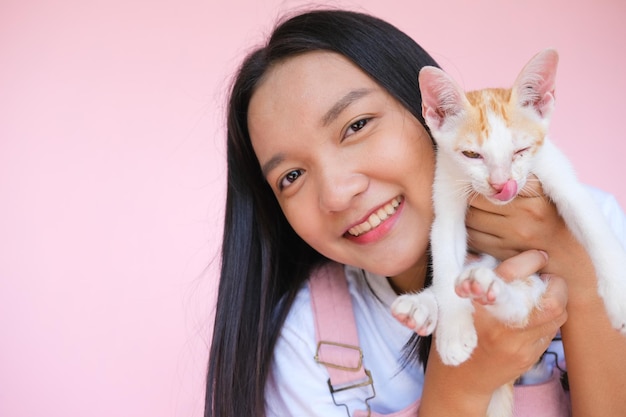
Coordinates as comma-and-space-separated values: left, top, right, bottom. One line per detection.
535, 274, 568, 322
466, 206, 505, 238
465, 207, 511, 256
466, 227, 519, 260
494, 250, 549, 282
527, 275, 568, 338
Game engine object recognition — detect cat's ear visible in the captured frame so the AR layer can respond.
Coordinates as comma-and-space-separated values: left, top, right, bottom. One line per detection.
419, 66, 468, 131
512, 49, 559, 120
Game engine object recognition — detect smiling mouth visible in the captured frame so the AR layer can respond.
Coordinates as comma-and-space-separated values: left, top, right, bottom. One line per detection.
347, 196, 402, 237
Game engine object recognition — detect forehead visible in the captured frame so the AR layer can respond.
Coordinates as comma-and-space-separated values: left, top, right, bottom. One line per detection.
248, 51, 380, 133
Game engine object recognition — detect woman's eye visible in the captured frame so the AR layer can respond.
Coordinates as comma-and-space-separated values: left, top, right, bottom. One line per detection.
345, 118, 370, 137
462, 150, 482, 159
279, 169, 303, 189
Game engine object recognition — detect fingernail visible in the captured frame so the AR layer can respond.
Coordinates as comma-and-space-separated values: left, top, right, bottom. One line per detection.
538, 250, 549, 261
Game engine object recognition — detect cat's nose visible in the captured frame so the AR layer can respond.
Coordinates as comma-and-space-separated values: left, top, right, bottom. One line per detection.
490, 179, 518, 201
489, 181, 507, 192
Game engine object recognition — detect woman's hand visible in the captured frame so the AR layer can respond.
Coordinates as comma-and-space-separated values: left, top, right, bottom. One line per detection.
466, 177, 566, 259
466, 177, 595, 300
464, 178, 626, 415
419, 250, 568, 416
470, 251, 567, 384
462, 251, 567, 394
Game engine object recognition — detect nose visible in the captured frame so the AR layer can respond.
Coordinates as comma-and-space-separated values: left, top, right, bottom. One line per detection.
488, 171, 511, 192
318, 169, 369, 213
489, 180, 507, 192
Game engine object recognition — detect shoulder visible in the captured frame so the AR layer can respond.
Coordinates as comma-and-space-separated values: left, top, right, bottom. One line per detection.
266, 264, 381, 416
265, 280, 330, 415
266, 263, 424, 416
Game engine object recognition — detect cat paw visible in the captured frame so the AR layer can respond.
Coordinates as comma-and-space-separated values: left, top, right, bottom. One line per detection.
456, 266, 502, 305
391, 291, 438, 336
436, 320, 478, 366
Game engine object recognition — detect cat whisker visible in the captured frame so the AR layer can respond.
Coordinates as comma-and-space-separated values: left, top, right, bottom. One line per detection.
520, 178, 544, 199
415, 49, 626, 417
452, 182, 475, 202
442, 181, 472, 202
466, 190, 482, 206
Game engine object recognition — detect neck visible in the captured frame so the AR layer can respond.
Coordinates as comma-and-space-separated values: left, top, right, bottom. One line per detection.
387, 251, 430, 294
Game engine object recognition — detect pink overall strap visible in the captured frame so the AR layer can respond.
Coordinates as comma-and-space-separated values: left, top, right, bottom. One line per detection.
513, 369, 571, 416
309, 262, 422, 417
309, 262, 370, 389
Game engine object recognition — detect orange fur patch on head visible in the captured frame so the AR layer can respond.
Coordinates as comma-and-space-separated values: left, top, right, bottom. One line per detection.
453, 89, 510, 148
458, 87, 546, 152
467, 88, 512, 132
506, 92, 547, 152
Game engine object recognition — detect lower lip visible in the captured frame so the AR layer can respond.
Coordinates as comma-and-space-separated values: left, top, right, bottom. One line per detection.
345, 198, 404, 244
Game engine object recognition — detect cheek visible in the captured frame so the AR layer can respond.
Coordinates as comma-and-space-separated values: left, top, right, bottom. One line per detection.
512, 156, 532, 176
407, 143, 436, 193
383, 134, 436, 183
468, 164, 489, 183
402, 146, 436, 228
279, 197, 325, 247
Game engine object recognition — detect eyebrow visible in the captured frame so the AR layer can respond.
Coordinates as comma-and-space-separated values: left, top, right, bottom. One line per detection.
261, 88, 373, 179
321, 88, 373, 127
261, 153, 285, 179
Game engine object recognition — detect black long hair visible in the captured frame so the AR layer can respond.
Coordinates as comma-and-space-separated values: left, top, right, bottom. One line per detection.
205, 9, 439, 417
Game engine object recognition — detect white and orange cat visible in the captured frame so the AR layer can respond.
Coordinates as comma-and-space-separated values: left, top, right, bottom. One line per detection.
391, 49, 626, 417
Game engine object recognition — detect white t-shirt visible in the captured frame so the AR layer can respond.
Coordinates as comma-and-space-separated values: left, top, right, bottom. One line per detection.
265, 187, 626, 417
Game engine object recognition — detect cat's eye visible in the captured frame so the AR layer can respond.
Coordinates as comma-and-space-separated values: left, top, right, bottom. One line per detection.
462, 150, 482, 159
279, 169, 304, 190
515, 147, 530, 156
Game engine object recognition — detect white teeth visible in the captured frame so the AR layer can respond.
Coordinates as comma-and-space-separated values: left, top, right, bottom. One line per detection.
348, 197, 402, 237
369, 213, 382, 227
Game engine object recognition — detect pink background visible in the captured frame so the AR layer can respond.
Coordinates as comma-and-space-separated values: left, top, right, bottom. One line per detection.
1, 0, 624, 416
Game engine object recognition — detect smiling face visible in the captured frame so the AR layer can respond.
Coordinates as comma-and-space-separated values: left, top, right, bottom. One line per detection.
248, 51, 435, 292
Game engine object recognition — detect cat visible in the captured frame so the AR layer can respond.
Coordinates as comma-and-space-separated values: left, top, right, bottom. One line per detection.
391, 49, 626, 417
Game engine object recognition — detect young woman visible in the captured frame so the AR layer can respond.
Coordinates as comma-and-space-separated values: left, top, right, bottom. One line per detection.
205, 9, 626, 417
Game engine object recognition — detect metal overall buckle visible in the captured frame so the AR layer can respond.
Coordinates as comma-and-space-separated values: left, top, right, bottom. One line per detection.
315, 341, 376, 417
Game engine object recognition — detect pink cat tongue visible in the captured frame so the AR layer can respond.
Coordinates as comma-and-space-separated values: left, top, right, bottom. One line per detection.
493, 180, 518, 201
